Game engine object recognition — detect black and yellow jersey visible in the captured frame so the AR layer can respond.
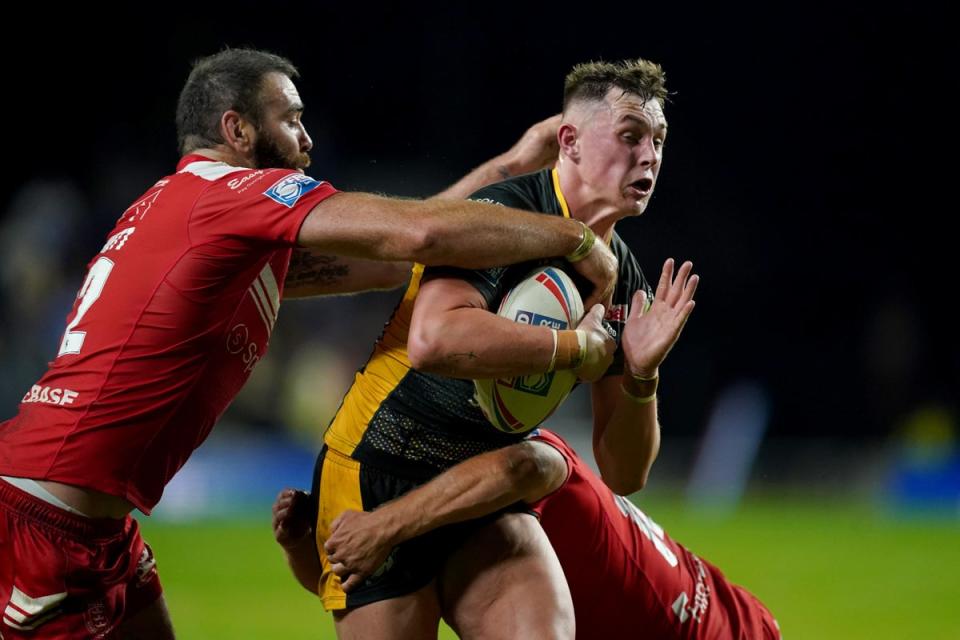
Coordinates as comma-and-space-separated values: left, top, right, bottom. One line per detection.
323, 168, 652, 479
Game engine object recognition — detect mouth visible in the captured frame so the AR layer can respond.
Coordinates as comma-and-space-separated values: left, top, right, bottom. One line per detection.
626, 177, 653, 198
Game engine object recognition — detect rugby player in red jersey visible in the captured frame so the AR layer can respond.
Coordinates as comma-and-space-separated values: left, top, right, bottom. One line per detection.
275, 428, 781, 639
0, 47, 615, 639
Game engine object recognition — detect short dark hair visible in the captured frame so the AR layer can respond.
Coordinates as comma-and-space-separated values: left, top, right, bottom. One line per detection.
563, 59, 667, 111
175, 48, 299, 155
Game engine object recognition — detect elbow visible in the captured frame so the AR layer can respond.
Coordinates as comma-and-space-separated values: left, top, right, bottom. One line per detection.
599, 462, 649, 496
407, 321, 445, 372
502, 445, 548, 501
605, 474, 647, 496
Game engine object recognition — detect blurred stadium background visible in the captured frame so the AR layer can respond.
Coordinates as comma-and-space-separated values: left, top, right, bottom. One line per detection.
1, 3, 955, 638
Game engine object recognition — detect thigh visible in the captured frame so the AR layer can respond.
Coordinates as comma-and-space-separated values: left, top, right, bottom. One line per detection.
117, 541, 171, 639
316, 449, 453, 612
440, 512, 574, 640
333, 580, 441, 640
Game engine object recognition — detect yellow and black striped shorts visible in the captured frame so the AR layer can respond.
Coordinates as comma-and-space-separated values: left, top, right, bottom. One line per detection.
312, 446, 511, 611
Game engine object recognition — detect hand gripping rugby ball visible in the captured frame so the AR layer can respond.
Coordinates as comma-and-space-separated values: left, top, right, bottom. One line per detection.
474, 266, 585, 434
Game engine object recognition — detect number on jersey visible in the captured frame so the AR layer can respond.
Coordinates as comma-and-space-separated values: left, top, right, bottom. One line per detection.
58, 256, 114, 357
613, 495, 678, 567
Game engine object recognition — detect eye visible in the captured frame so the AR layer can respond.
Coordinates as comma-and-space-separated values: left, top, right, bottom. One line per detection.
653, 138, 665, 149
621, 132, 638, 144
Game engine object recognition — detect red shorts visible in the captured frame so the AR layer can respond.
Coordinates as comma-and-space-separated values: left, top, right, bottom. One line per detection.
0, 479, 163, 639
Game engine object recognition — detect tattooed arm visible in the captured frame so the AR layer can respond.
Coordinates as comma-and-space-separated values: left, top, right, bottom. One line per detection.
283, 249, 411, 299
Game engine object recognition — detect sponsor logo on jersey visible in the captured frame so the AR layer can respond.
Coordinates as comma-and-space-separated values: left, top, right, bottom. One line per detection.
468, 197, 504, 206
263, 173, 322, 208
605, 304, 627, 323
514, 310, 567, 330
21, 385, 79, 406
477, 267, 507, 289
228, 170, 266, 192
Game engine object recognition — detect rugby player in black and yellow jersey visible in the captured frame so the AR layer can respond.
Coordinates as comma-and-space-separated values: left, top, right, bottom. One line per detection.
310, 59, 699, 639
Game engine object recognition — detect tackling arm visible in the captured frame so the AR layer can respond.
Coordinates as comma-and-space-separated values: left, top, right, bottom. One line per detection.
323, 440, 568, 593
295, 193, 617, 310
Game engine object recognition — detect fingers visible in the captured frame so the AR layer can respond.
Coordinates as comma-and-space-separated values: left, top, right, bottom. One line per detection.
628, 289, 647, 320
654, 258, 674, 302
341, 573, 364, 593
666, 261, 694, 306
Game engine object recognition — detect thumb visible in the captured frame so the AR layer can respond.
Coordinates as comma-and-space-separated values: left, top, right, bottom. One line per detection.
590, 303, 605, 322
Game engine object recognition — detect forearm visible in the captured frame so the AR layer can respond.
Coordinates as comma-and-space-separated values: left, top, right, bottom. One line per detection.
281, 537, 322, 595
299, 193, 582, 267
409, 307, 556, 378
375, 447, 544, 545
593, 376, 661, 495
284, 249, 411, 298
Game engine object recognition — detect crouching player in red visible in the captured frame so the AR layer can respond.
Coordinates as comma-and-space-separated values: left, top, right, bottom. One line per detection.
274, 429, 781, 639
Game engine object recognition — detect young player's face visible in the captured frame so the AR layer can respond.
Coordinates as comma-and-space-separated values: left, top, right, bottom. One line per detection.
577, 90, 666, 216
251, 73, 313, 171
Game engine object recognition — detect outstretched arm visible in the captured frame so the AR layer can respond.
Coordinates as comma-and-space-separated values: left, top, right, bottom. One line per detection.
296, 193, 616, 310
591, 259, 699, 495
286, 115, 562, 299
270, 441, 567, 595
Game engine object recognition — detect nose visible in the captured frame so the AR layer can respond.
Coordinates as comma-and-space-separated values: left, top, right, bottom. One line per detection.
299, 123, 313, 153
636, 136, 659, 169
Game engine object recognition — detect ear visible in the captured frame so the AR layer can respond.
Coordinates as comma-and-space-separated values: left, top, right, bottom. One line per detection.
558, 122, 580, 162
220, 110, 256, 153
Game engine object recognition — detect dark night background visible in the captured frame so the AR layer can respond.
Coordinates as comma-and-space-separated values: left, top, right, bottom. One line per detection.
1, 2, 954, 441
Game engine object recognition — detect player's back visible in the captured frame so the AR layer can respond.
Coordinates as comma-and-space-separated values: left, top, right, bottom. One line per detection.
531, 430, 779, 640
0, 155, 335, 512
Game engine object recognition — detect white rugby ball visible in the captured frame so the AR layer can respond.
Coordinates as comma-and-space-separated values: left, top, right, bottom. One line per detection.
474, 266, 584, 434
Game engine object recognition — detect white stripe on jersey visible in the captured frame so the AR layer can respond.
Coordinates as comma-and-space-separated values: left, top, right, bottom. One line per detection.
178, 160, 250, 181
248, 288, 272, 332
247, 263, 281, 332
257, 266, 281, 316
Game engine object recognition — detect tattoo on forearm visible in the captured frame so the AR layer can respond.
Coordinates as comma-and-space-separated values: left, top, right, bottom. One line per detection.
496, 165, 511, 180
286, 250, 350, 289
447, 351, 479, 363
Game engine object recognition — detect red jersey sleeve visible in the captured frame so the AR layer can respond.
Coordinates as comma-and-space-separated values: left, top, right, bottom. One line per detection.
190, 167, 338, 245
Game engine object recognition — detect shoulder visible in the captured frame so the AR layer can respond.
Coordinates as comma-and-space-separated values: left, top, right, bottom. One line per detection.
468, 170, 552, 213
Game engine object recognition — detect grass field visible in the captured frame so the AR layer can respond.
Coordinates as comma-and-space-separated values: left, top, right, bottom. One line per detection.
139, 496, 960, 639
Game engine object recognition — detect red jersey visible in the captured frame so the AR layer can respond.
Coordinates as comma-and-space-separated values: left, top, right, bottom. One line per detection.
0, 155, 337, 513
530, 430, 779, 640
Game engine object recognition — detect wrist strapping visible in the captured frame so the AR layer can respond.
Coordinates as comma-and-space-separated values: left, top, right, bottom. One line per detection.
554, 329, 587, 370
565, 221, 596, 263
622, 374, 659, 404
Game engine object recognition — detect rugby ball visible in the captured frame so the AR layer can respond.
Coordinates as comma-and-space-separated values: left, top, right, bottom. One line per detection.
474, 266, 584, 434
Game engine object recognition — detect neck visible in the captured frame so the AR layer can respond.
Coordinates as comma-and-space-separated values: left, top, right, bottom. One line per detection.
555, 164, 625, 242
187, 146, 251, 168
